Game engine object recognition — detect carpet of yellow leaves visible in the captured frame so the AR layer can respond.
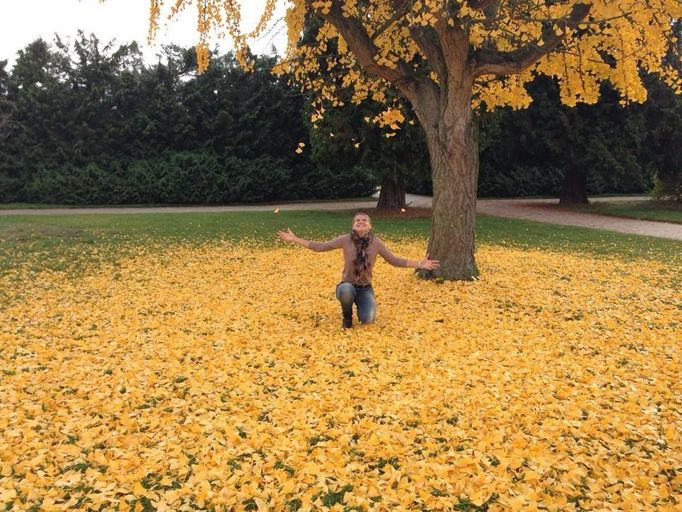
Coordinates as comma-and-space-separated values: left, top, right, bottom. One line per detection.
1, 241, 680, 511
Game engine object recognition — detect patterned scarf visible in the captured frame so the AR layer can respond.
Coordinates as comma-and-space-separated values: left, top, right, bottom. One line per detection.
350, 229, 374, 282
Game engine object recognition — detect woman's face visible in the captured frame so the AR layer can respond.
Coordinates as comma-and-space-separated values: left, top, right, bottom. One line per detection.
353, 214, 372, 236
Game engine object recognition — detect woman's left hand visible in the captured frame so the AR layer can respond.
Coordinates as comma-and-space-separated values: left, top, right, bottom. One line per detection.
419, 255, 440, 270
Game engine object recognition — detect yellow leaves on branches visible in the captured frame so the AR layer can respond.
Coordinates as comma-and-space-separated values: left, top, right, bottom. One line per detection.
371, 108, 405, 135
146, 0, 682, 115
1, 241, 681, 510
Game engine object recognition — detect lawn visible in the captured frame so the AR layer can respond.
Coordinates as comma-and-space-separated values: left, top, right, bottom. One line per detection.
566, 200, 682, 224
1, 211, 680, 511
2, 210, 680, 277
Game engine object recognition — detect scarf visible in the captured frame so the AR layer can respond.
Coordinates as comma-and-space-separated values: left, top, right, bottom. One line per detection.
350, 229, 374, 282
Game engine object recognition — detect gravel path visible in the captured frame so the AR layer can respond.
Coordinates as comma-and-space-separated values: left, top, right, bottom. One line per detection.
473, 197, 682, 241
2, 194, 680, 241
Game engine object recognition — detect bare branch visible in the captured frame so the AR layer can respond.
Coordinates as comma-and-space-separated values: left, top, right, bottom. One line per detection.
471, 2, 592, 77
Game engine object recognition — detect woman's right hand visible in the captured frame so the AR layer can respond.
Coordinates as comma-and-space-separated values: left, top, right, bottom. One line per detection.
277, 228, 297, 243
419, 254, 441, 271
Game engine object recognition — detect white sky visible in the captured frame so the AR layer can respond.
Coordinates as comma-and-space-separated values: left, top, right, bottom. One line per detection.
0, 0, 288, 69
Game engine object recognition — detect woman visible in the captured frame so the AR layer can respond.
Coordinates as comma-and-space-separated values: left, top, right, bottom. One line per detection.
277, 212, 440, 328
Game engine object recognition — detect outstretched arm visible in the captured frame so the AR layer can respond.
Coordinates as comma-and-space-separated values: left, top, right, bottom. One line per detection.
277, 228, 310, 248
277, 229, 345, 252
402, 254, 440, 270
378, 239, 440, 271
412, 255, 440, 271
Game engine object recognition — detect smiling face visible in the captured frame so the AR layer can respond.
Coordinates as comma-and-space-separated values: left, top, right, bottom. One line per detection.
352, 213, 372, 237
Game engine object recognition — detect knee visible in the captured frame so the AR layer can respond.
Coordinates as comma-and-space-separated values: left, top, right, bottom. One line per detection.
358, 308, 376, 324
336, 283, 355, 303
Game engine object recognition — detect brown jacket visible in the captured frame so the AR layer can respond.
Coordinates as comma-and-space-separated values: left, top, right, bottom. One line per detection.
309, 234, 408, 286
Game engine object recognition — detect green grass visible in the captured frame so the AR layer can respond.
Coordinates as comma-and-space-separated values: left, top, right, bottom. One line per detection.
566, 200, 682, 224
1, 210, 680, 280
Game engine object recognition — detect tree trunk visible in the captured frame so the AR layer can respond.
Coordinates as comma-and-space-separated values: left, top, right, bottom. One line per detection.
376, 176, 406, 209
321, 2, 480, 280
417, 94, 479, 281
559, 165, 588, 205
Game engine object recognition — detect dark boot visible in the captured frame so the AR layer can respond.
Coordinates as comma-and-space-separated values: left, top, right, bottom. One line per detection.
342, 313, 353, 329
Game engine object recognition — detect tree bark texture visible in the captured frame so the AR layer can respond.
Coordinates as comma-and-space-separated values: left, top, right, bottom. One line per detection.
376, 176, 406, 209
415, 88, 479, 280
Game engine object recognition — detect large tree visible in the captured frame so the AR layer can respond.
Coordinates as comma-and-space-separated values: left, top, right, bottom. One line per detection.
148, 0, 682, 280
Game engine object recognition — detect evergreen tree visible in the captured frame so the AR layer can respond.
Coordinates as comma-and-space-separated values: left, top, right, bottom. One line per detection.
0, 61, 13, 140
307, 103, 435, 209
641, 75, 682, 202
479, 77, 649, 203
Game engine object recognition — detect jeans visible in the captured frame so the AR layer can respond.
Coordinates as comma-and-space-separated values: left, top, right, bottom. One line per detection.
335, 282, 376, 323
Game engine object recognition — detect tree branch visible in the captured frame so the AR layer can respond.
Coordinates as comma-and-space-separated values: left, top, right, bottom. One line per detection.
467, 0, 498, 13
410, 25, 448, 84
318, 1, 421, 97
371, 0, 411, 42
303, 0, 442, 125
430, 7, 473, 91
471, 2, 592, 77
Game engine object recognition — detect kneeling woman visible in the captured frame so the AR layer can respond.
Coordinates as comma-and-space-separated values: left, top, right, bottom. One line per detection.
277, 212, 440, 328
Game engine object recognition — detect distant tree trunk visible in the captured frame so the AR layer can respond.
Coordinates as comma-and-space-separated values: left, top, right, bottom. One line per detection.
376, 176, 406, 209
560, 165, 589, 205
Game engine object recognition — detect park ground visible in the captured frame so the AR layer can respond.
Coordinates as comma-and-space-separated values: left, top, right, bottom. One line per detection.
2, 195, 681, 240
0, 207, 680, 511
